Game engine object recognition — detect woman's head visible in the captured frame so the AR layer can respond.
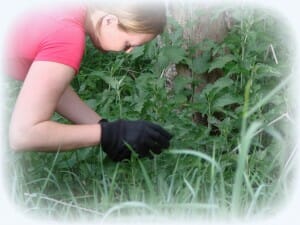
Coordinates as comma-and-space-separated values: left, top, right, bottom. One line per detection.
99, 0, 167, 35
86, 0, 166, 53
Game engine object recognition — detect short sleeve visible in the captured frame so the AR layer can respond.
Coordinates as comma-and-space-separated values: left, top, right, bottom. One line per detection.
35, 25, 85, 73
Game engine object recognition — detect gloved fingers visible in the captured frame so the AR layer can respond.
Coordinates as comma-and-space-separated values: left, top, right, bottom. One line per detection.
146, 122, 173, 141
138, 149, 153, 158
150, 144, 163, 154
133, 142, 152, 158
113, 148, 131, 162
146, 128, 171, 149
122, 141, 150, 160
123, 138, 152, 159
144, 137, 163, 154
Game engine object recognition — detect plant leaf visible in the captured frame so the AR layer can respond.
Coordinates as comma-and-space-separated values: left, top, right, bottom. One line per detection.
213, 93, 242, 109
208, 55, 236, 72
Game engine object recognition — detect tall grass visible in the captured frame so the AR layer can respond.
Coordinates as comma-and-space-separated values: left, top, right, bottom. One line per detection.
2, 3, 297, 223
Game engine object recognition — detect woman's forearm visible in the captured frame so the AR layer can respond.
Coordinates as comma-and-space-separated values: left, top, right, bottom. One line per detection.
9, 120, 101, 151
56, 86, 101, 124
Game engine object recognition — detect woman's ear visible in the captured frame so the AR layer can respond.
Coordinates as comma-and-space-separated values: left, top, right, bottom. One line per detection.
102, 14, 119, 26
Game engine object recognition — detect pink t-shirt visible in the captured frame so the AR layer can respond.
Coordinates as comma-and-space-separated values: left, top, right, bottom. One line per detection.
4, 6, 86, 80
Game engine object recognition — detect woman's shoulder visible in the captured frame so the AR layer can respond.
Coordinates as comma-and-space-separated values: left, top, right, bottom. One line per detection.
5, 5, 87, 79
12, 5, 86, 34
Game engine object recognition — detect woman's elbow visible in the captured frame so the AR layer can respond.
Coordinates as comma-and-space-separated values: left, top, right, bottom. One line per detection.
9, 133, 26, 152
9, 127, 32, 152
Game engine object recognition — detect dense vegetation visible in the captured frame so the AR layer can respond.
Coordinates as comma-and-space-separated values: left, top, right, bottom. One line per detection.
3, 5, 297, 223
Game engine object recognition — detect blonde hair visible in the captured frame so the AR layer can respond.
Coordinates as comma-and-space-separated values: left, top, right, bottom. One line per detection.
90, 0, 166, 35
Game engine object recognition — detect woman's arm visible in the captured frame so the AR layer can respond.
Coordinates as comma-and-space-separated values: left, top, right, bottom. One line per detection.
56, 86, 101, 124
9, 61, 101, 151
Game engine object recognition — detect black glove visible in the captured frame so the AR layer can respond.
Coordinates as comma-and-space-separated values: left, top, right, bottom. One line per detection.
99, 119, 172, 162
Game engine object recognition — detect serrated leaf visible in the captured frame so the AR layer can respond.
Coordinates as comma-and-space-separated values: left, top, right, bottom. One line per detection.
254, 63, 281, 77
200, 77, 234, 97
191, 52, 210, 74
173, 76, 193, 93
102, 76, 119, 89
130, 46, 145, 60
158, 46, 186, 65
208, 55, 236, 72
134, 100, 145, 113
213, 93, 242, 109
174, 94, 187, 104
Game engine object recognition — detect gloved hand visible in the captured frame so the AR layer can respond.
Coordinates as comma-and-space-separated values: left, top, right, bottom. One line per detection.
99, 119, 172, 162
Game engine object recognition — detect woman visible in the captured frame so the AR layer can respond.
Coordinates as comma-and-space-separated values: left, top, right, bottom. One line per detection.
4, 1, 172, 162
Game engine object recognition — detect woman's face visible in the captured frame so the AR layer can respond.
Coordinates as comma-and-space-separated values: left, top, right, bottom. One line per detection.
92, 14, 155, 53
